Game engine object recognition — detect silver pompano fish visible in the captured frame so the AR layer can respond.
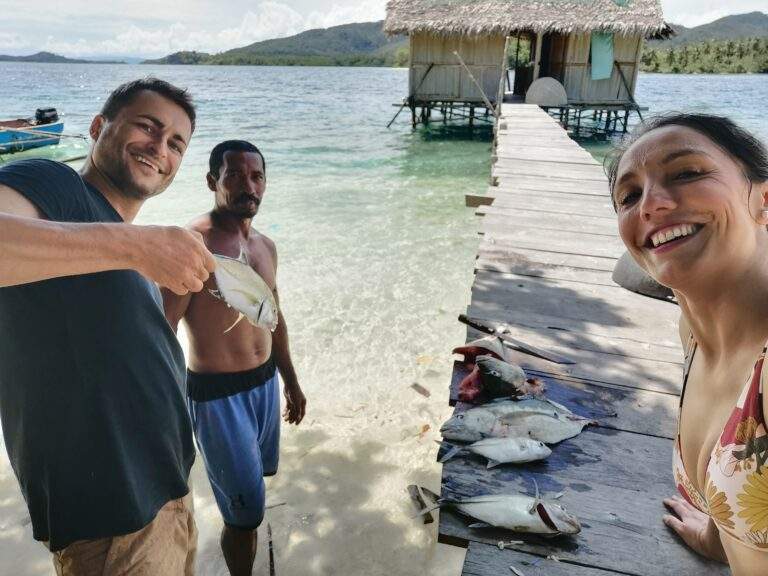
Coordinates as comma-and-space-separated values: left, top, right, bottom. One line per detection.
440, 399, 594, 444
440, 437, 551, 468
444, 492, 581, 536
211, 253, 278, 332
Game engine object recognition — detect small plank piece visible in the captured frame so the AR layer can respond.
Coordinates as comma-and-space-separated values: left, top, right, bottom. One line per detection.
462, 541, 623, 576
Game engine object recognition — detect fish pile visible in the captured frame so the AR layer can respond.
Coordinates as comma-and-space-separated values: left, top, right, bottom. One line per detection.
441, 398, 594, 445
454, 336, 544, 403
211, 252, 279, 332
420, 482, 581, 536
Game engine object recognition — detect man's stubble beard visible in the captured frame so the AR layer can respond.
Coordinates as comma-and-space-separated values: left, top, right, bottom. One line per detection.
94, 136, 170, 201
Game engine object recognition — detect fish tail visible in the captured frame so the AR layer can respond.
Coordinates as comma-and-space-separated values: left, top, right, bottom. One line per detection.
412, 501, 442, 519
438, 445, 464, 464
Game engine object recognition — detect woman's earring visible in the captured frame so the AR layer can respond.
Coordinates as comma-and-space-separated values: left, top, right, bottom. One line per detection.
761, 209, 768, 220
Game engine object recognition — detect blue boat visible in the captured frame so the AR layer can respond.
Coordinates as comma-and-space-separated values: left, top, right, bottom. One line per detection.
0, 108, 64, 153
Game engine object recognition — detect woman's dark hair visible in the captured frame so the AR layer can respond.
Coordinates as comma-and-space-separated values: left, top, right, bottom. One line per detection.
100, 77, 196, 131
606, 113, 768, 200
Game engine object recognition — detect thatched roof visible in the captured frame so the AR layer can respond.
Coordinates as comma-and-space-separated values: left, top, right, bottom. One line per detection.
384, 0, 667, 37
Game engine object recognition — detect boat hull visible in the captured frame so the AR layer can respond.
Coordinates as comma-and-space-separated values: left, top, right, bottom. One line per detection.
0, 121, 64, 153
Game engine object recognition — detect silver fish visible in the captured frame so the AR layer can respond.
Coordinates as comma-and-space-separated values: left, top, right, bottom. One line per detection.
440, 437, 552, 468
421, 483, 580, 536
211, 253, 278, 332
440, 401, 593, 444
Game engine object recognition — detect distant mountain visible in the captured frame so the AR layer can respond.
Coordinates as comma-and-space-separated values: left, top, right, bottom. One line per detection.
145, 21, 407, 67
0, 51, 124, 64
144, 51, 211, 65
652, 12, 768, 47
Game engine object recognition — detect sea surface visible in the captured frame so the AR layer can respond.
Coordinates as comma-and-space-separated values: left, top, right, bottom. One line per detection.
0, 64, 766, 575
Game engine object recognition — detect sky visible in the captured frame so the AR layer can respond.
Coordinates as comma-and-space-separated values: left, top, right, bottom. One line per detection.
0, 0, 765, 59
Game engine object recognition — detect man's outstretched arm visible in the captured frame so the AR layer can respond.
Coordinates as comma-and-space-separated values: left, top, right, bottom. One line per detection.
0, 184, 215, 294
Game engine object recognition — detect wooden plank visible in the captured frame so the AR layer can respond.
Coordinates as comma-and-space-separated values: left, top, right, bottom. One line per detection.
479, 211, 619, 236
494, 158, 606, 175
481, 220, 622, 241
466, 193, 493, 208
491, 179, 610, 195
448, 361, 679, 438
477, 246, 617, 271
494, 152, 598, 166
471, 272, 677, 340
462, 541, 628, 576
478, 195, 615, 217
475, 256, 615, 286
438, 428, 727, 575
479, 232, 624, 259
493, 166, 607, 183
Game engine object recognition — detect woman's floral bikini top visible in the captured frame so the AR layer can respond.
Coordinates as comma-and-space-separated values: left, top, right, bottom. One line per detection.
672, 335, 768, 550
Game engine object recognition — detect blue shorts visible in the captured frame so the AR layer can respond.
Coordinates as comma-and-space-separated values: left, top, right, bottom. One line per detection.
186, 359, 280, 529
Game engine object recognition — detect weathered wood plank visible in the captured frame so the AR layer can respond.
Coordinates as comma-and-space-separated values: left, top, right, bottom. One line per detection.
479, 211, 619, 236
438, 427, 727, 575
471, 272, 678, 343
477, 245, 616, 272
479, 232, 624, 259
491, 179, 610, 195
478, 195, 615, 217
462, 541, 627, 576
481, 220, 623, 241
475, 256, 616, 286
494, 150, 598, 165
493, 160, 607, 180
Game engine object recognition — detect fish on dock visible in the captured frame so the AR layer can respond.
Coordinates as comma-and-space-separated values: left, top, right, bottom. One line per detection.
418, 482, 581, 536
440, 437, 552, 468
210, 251, 279, 332
440, 399, 595, 444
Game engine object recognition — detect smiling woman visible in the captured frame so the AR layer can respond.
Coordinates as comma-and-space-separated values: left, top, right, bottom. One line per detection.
608, 114, 768, 575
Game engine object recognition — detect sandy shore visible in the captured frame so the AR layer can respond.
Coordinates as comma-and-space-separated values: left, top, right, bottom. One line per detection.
0, 328, 467, 576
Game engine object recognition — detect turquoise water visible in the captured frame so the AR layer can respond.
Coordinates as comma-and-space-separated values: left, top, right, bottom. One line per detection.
1, 64, 767, 575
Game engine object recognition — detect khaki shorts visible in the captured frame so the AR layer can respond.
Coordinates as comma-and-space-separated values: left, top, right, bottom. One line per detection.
49, 494, 197, 576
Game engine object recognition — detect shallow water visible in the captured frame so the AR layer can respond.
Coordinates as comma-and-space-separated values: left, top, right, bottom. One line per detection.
0, 64, 766, 575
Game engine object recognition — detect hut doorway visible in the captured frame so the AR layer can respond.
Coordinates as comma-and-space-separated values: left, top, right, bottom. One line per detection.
508, 32, 570, 99
507, 33, 534, 97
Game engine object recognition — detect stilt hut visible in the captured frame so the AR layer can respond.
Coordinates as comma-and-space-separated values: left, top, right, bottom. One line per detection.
384, 0, 669, 130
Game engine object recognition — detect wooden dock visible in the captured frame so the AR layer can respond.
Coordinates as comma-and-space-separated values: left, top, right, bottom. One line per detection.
439, 104, 729, 575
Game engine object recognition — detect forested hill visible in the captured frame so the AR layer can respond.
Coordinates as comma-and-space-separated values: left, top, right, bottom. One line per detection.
651, 11, 768, 48
144, 21, 408, 66
0, 51, 122, 64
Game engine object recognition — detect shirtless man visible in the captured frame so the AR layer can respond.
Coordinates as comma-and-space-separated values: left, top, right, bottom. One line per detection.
163, 139, 305, 576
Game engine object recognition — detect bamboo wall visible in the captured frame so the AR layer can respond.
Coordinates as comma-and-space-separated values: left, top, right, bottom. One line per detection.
558, 34, 643, 104
409, 34, 507, 103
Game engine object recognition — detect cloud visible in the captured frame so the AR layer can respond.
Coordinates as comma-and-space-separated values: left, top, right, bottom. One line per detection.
662, 0, 767, 27
4, 0, 387, 59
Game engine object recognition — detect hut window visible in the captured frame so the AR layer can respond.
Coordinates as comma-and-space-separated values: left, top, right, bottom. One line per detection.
590, 33, 614, 80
